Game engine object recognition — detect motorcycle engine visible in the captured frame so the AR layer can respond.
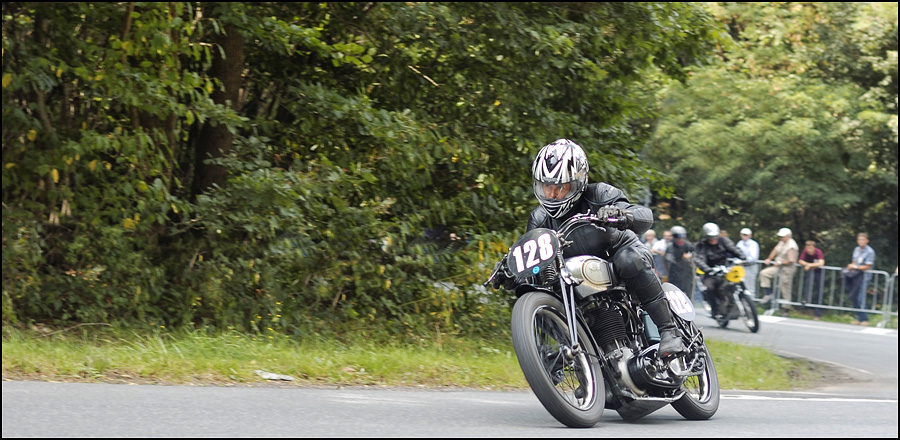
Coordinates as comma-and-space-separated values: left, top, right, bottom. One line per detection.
626, 346, 684, 390
585, 301, 626, 351
585, 299, 683, 398
584, 300, 651, 396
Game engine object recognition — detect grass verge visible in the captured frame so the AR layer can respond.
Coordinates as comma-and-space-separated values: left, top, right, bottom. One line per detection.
780, 307, 898, 328
1, 325, 845, 391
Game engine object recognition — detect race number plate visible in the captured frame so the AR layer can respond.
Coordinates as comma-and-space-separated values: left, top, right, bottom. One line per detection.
662, 282, 696, 321
507, 228, 559, 280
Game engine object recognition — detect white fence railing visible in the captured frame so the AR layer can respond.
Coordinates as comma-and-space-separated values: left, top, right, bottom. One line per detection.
688, 261, 897, 328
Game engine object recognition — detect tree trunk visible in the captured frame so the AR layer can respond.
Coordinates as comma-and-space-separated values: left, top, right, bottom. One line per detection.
191, 23, 244, 198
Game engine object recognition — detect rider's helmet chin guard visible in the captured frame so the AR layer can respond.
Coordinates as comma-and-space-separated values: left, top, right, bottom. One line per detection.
702, 222, 720, 239
532, 139, 589, 218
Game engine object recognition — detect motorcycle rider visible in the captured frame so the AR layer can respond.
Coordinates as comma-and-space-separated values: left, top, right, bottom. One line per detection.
692, 222, 746, 319
519, 139, 685, 357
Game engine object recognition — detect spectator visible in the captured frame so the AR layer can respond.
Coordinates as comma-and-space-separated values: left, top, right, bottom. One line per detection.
736, 228, 760, 297
798, 240, 826, 320
759, 227, 799, 316
652, 229, 672, 282
642, 229, 656, 246
643, 229, 661, 277
665, 225, 695, 298
842, 233, 875, 326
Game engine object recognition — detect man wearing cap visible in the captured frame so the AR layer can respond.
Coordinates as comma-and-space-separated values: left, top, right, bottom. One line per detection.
758, 228, 799, 316
736, 228, 761, 297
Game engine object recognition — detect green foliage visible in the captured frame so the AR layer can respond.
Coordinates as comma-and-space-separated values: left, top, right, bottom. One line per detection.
2, 2, 722, 331
2, 2, 209, 326
645, 2, 898, 269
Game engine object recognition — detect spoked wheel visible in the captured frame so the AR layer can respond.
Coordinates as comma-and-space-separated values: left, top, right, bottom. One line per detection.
511, 291, 604, 428
739, 294, 760, 333
670, 335, 720, 420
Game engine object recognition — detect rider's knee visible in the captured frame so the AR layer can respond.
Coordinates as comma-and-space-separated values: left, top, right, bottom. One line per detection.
614, 246, 651, 279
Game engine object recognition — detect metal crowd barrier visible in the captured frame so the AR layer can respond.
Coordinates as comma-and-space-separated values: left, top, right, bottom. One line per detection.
743, 261, 899, 328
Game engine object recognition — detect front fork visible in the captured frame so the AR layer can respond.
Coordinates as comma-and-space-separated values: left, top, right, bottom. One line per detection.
732, 283, 749, 317
559, 279, 581, 357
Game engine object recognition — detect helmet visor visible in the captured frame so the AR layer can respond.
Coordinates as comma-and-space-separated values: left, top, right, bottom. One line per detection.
533, 178, 585, 207
536, 182, 571, 201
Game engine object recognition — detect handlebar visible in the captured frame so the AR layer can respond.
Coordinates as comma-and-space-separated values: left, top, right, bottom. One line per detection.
483, 256, 512, 287
484, 213, 605, 288
557, 213, 610, 238
700, 259, 745, 277
483, 212, 618, 289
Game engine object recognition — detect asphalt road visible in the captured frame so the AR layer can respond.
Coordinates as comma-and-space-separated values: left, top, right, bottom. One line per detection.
2, 379, 896, 437
2, 314, 897, 438
692, 309, 898, 400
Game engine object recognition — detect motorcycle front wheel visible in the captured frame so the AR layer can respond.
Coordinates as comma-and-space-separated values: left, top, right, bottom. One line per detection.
739, 294, 760, 333
670, 343, 720, 420
716, 314, 730, 328
511, 291, 604, 428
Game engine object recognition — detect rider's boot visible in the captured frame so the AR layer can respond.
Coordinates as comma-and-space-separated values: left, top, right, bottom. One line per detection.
643, 296, 686, 357
708, 292, 720, 319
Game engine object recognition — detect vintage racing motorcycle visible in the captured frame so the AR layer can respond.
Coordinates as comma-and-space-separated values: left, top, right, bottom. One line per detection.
697, 258, 760, 333
485, 213, 719, 428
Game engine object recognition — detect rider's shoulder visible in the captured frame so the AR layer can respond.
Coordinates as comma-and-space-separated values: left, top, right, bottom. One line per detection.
583, 182, 623, 204
528, 206, 550, 229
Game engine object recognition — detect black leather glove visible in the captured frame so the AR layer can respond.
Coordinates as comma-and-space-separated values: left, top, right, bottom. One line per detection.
491, 273, 517, 290
708, 267, 725, 277
596, 206, 634, 230
490, 275, 503, 290
490, 260, 516, 290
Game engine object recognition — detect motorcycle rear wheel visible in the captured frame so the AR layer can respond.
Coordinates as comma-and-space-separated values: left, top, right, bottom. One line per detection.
511, 291, 604, 428
670, 343, 720, 420
740, 294, 760, 333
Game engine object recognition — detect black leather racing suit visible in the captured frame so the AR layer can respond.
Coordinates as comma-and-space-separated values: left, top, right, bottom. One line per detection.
692, 236, 746, 317
527, 182, 680, 353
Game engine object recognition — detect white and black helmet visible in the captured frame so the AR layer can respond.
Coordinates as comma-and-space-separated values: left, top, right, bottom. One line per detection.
532, 139, 589, 218
702, 222, 720, 238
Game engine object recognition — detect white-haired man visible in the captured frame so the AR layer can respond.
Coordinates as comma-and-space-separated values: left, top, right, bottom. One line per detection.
759, 228, 799, 316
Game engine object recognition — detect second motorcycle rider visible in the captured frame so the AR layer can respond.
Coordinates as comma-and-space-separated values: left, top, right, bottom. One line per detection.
692, 222, 747, 319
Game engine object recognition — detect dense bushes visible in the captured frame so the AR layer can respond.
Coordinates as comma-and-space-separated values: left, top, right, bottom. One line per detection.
1, 2, 721, 334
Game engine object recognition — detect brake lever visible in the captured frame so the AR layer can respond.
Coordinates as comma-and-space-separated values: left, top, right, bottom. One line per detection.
484, 255, 514, 287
